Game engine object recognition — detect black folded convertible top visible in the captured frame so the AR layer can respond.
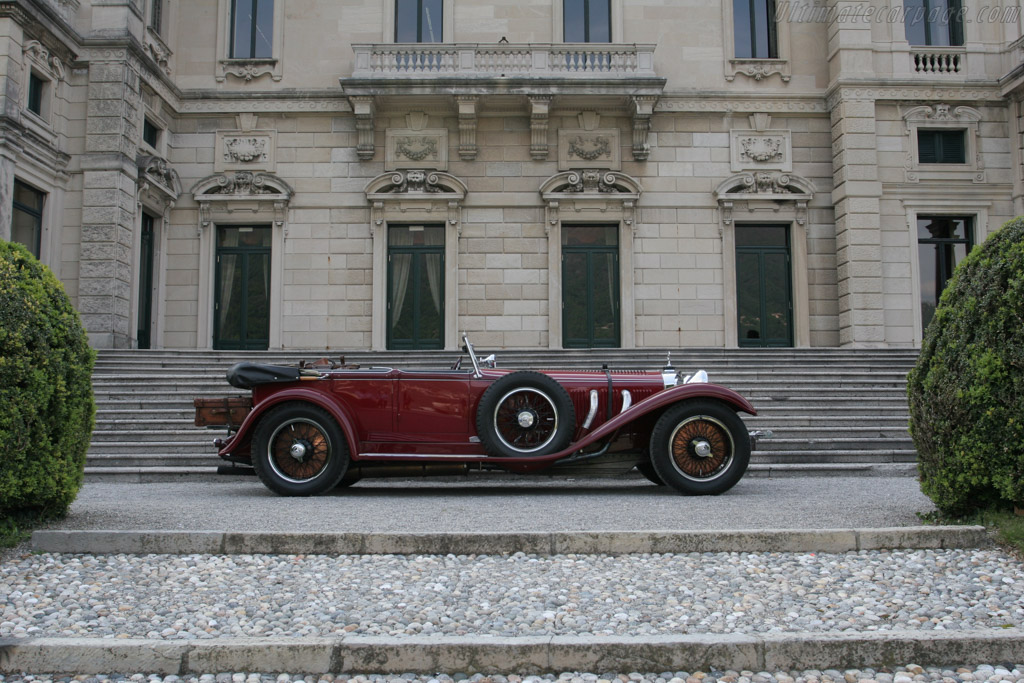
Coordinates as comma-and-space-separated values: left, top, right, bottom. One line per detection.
226, 362, 302, 389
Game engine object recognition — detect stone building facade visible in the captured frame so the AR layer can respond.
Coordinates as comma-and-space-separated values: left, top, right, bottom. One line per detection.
2, 0, 1023, 351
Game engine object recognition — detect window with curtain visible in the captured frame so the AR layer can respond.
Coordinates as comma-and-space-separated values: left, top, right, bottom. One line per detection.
230, 0, 274, 59
734, 0, 778, 58
388, 225, 445, 349
564, 0, 611, 42
12, 180, 45, 258
395, 0, 442, 42
904, 0, 964, 46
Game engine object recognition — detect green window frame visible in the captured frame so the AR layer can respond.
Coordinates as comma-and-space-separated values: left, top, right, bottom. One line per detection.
12, 180, 44, 258
917, 129, 966, 164
214, 225, 272, 350
27, 72, 45, 117
736, 225, 793, 348
137, 213, 156, 349
387, 225, 445, 350
562, 225, 620, 349
563, 0, 611, 43
917, 215, 973, 330
395, 0, 442, 43
230, 0, 274, 59
733, 0, 778, 59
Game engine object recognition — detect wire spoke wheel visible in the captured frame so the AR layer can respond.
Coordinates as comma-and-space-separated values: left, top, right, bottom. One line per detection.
649, 400, 750, 495
476, 371, 575, 458
669, 416, 733, 481
252, 402, 349, 496
268, 418, 332, 483
494, 388, 558, 452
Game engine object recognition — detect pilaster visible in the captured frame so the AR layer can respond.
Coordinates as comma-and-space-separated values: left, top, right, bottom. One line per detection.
830, 89, 884, 347
79, 49, 142, 349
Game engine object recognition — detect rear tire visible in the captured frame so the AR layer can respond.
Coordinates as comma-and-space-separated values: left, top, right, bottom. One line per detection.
251, 402, 349, 496
649, 400, 749, 495
636, 458, 666, 486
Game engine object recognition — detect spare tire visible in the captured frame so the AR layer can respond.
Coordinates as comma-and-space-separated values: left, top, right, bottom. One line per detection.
475, 371, 576, 457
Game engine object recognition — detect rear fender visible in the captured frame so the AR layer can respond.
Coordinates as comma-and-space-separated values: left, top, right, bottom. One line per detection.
559, 383, 756, 455
217, 387, 360, 461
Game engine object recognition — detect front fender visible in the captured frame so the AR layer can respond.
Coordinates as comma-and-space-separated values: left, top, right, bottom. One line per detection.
217, 387, 361, 462
555, 383, 756, 456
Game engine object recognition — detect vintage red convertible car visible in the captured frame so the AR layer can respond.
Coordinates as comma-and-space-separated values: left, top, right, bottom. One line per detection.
196, 335, 757, 496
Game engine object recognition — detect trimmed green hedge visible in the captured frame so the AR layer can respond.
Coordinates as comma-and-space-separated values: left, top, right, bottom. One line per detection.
907, 217, 1024, 514
0, 240, 95, 519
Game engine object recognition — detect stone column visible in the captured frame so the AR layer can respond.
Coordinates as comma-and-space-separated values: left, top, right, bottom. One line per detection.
78, 49, 141, 348
830, 90, 884, 347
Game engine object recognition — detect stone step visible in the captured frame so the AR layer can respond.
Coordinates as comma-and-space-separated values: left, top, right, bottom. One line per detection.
83, 453, 221, 468
750, 449, 918, 463
755, 438, 915, 452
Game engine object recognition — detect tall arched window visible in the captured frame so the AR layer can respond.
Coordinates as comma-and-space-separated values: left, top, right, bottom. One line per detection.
904, 0, 964, 46
395, 0, 442, 42
564, 0, 611, 42
230, 0, 274, 58
733, 0, 778, 58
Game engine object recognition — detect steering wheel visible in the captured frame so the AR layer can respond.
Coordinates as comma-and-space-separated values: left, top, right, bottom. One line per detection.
451, 356, 463, 370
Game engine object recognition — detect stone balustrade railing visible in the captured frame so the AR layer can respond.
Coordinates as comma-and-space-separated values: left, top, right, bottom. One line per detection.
912, 47, 964, 74
350, 43, 657, 78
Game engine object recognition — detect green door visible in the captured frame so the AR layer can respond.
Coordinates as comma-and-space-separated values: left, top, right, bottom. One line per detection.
137, 212, 155, 349
214, 226, 271, 350
562, 225, 620, 348
387, 224, 444, 349
917, 215, 972, 330
736, 225, 793, 347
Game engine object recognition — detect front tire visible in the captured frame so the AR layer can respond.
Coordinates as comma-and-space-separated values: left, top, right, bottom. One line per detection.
476, 371, 575, 457
251, 402, 349, 496
649, 400, 749, 495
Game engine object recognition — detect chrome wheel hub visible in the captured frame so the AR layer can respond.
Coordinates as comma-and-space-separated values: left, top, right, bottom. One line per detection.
289, 442, 308, 460
693, 439, 713, 458
517, 411, 536, 428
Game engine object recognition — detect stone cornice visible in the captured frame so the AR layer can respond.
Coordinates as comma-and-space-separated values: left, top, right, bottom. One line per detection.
826, 83, 1004, 109
0, 0, 80, 63
178, 97, 352, 115
656, 95, 827, 114
81, 38, 184, 110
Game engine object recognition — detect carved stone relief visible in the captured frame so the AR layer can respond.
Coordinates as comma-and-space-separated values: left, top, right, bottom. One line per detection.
729, 129, 792, 172
558, 128, 621, 170
386, 128, 448, 171
215, 130, 276, 172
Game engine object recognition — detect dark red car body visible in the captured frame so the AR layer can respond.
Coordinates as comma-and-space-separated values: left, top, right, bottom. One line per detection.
204, 338, 757, 496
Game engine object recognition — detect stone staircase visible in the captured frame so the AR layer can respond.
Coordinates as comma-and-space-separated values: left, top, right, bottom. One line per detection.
87, 347, 921, 481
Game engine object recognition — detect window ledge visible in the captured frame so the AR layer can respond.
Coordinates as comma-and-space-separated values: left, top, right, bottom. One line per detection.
906, 167, 986, 183
726, 58, 791, 83
22, 108, 57, 146
217, 58, 281, 83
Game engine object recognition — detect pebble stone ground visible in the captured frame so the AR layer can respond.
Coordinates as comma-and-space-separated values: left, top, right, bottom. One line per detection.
2, 548, 1022, 639
3, 479, 1020, 677
0, 667, 1022, 683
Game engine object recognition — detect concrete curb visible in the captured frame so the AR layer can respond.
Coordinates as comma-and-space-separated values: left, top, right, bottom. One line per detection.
2, 631, 1023, 675
32, 526, 991, 556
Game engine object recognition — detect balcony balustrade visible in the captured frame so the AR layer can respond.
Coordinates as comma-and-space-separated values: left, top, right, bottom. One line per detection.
350, 42, 657, 79
911, 47, 965, 74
